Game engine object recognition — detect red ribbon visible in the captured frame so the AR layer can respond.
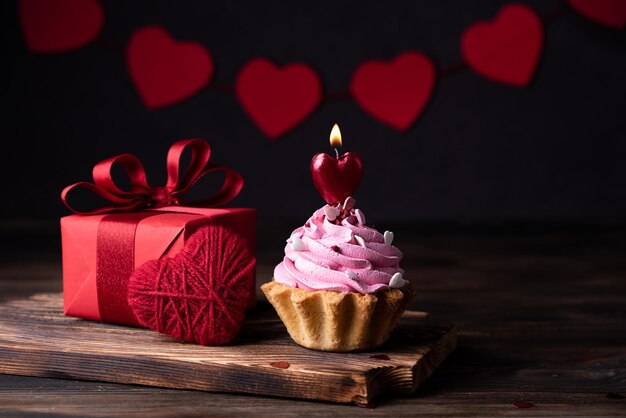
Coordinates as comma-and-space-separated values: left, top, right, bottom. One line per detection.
96, 212, 159, 325
61, 139, 243, 214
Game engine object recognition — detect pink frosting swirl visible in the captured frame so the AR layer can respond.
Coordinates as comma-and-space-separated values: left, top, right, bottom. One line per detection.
273, 206, 404, 293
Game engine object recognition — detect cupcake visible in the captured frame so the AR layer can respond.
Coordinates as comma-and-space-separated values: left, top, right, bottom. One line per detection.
262, 199, 415, 352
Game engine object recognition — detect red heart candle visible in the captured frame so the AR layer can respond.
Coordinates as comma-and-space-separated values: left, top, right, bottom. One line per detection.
310, 124, 363, 205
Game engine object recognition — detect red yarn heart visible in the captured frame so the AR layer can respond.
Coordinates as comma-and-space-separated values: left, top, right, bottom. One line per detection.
19, 0, 103, 53
311, 152, 363, 205
568, 0, 626, 29
461, 4, 543, 87
350, 52, 436, 131
128, 225, 255, 346
235, 58, 322, 139
126, 26, 213, 109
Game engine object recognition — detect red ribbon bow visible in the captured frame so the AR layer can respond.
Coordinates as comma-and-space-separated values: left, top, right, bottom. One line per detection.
62, 139, 243, 214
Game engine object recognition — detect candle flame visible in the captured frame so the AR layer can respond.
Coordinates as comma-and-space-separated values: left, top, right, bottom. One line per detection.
329, 123, 342, 148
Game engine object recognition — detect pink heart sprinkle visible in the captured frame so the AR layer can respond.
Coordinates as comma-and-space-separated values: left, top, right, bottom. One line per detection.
323, 205, 341, 221
355, 209, 366, 225
343, 196, 356, 210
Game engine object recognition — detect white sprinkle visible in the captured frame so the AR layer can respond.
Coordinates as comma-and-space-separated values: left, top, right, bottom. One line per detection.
384, 230, 394, 245
345, 270, 359, 281
354, 235, 367, 248
355, 209, 366, 225
291, 236, 306, 251
323, 205, 341, 222
389, 272, 405, 288
342, 196, 356, 211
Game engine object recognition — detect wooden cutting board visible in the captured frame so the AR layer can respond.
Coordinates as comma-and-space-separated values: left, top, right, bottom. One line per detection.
0, 293, 456, 405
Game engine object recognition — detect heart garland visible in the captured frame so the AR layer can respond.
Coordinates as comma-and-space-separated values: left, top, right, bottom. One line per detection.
235, 58, 322, 139
567, 0, 626, 29
19, 0, 103, 53
126, 26, 214, 109
350, 52, 436, 131
18, 1, 619, 137
461, 4, 543, 87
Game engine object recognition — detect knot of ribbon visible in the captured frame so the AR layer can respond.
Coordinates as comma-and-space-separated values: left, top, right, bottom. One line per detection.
61, 139, 244, 215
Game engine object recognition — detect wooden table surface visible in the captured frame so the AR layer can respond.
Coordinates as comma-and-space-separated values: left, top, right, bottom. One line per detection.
1, 222, 625, 417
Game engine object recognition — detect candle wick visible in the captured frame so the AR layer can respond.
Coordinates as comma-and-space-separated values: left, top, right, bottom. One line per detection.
334, 147, 340, 159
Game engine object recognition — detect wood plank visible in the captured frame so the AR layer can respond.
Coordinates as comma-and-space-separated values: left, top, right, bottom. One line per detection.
1, 374, 625, 417
1, 223, 625, 415
0, 293, 456, 405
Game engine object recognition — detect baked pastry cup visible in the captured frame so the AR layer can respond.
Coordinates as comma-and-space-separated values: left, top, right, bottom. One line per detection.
261, 280, 415, 352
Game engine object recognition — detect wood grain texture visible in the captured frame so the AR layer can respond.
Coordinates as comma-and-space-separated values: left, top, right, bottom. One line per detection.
0, 293, 455, 405
1, 222, 626, 416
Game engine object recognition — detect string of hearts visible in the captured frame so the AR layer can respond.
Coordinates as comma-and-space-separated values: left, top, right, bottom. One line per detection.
19, 0, 626, 140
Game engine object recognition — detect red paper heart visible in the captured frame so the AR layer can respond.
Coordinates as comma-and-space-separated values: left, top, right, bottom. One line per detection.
461, 4, 543, 87
350, 52, 436, 131
19, 0, 103, 53
568, 0, 626, 29
128, 226, 255, 346
311, 152, 363, 205
235, 58, 322, 139
126, 26, 213, 109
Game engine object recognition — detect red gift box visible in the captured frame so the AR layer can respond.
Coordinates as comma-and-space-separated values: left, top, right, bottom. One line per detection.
61, 206, 255, 325
60, 139, 256, 340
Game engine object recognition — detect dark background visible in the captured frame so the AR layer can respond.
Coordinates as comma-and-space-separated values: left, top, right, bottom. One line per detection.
2, 2, 626, 412
2, 0, 625, 225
